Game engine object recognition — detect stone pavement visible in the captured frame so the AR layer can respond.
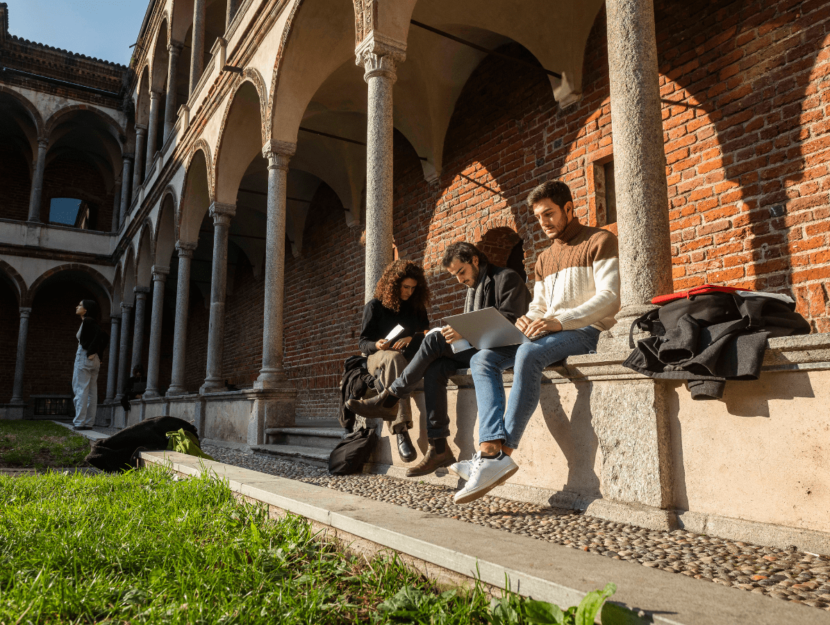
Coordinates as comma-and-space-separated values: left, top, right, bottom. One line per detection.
202, 444, 830, 612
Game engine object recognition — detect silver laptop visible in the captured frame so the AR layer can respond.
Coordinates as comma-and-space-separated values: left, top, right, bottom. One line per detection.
443, 307, 535, 350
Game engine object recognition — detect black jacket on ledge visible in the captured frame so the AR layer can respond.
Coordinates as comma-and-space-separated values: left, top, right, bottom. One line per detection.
623, 292, 810, 400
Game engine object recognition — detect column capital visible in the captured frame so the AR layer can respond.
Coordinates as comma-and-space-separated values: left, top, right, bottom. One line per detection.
262, 140, 296, 161
134, 286, 152, 300
36, 137, 49, 149
121, 302, 134, 313
122, 153, 135, 162
135, 124, 148, 135
18, 307, 32, 318
110, 313, 122, 322
152, 265, 170, 282
168, 41, 184, 56
176, 240, 198, 257
356, 32, 406, 82
209, 201, 236, 225
150, 89, 163, 99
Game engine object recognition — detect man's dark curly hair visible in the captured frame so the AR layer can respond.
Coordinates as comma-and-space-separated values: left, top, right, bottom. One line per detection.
441, 241, 488, 268
373, 260, 431, 313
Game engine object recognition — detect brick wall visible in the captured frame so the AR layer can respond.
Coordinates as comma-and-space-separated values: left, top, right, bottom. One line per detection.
0, 280, 18, 402
40, 154, 115, 232
0, 144, 31, 222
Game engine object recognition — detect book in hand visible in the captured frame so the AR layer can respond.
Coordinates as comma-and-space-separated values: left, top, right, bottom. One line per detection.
441, 307, 551, 351
384, 324, 405, 342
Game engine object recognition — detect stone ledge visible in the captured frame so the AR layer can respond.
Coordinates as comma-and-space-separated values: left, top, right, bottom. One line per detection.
447, 332, 830, 387
139, 451, 830, 625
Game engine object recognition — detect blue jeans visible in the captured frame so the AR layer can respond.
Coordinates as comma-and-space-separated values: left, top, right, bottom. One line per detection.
470, 326, 601, 450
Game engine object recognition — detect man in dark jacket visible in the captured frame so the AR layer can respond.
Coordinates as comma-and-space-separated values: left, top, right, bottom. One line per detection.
347, 241, 531, 476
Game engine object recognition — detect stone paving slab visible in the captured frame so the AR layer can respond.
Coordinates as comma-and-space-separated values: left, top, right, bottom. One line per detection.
201, 444, 830, 613
142, 449, 830, 625
53, 421, 108, 442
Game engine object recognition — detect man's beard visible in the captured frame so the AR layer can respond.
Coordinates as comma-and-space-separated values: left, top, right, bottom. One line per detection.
469, 265, 480, 285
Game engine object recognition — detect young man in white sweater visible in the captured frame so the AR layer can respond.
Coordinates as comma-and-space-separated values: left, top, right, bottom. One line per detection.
452, 180, 621, 503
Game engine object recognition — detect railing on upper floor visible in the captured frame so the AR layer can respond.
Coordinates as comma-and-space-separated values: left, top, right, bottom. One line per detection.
0, 218, 116, 257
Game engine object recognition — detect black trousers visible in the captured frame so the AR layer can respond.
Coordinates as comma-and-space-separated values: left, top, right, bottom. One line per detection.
389, 331, 474, 440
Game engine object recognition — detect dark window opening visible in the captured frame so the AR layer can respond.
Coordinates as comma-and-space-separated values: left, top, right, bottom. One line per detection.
506, 240, 527, 282
603, 161, 617, 225
49, 198, 90, 229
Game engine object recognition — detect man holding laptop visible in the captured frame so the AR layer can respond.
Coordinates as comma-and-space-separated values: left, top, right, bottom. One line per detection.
347, 241, 531, 476
452, 180, 621, 504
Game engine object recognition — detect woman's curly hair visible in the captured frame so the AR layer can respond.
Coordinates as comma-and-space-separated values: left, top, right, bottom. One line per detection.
374, 260, 431, 313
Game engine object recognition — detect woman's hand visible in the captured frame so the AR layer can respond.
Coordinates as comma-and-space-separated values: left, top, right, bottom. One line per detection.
392, 336, 412, 351
375, 339, 392, 351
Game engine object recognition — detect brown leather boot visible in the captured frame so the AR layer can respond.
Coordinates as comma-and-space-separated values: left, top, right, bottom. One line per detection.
406, 445, 456, 477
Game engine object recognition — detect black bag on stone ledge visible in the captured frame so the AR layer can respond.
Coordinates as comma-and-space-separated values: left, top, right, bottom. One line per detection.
328, 426, 377, 475
86, 415, 198, 472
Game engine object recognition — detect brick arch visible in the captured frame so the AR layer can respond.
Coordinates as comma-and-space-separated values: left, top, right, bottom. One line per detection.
474, 224, 527, 281
135, 219, 156, 287
0, 86, 44, 138
44, 105, 125, 141
25, 264, 113, 318
0, 259, 28, 305
214, 71, 269, 204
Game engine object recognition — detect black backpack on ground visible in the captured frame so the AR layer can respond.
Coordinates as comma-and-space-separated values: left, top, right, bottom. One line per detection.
328, 427, 377, 475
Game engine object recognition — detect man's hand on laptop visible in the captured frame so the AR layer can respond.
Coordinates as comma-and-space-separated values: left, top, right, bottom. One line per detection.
520, 316, 562, 337
441, 325, 463, 344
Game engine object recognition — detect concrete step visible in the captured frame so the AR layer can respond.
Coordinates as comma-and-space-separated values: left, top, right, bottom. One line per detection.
265, 426, 343, 450
250, 443, 330, 467
295, 417, 341, 428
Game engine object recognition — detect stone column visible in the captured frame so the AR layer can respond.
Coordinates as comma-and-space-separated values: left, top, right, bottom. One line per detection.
116, 303, 133, 399
168, 242, 196, 396
105, 314, 121, 401
144, 267, 169, 398
10, 307, 31, 404
604, 0, 673, 340
146, 91, 162, 166
132, 125, 148, 196
111, 177, 122, 232
586, 0, 676, 531
189, 0, 206, 94
119, 155, 133, 226
27, 138, 49, 222
164, 43, 183, 138
130, 287, 151, 372
356, 35, 406, 302
255, 141, 295, 389
201, 202, 235, 393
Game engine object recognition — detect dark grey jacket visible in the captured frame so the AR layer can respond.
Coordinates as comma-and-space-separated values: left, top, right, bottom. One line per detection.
478, 263, 532, 323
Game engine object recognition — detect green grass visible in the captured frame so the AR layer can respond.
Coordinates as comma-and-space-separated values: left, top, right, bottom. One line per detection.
0, 466, 617, 624
0, 420, 90, 469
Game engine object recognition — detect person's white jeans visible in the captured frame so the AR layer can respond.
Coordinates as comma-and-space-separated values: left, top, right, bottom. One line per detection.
72, 345, 101, 427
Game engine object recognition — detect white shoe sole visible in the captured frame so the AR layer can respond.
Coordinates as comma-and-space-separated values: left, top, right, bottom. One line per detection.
453, 464, 519, 504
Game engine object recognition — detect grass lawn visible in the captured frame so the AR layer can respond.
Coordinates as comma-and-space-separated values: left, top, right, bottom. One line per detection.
0, 466, 615, 624
0, 420, 90, 469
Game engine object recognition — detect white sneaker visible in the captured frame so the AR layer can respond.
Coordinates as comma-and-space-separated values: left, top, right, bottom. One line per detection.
453, 453, 518, 504
448, 454, 477, 481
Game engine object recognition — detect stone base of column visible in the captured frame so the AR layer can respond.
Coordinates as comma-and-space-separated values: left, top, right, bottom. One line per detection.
166, 386, 190, 397
596, 303, 659, 353
143, 390, 162, 400
584, 498, 678, 532
9, 397, 26, 406
200, 378, 227, 394
1, 404, 27, 420
248, 388, 297, 446
590, 378, 674, 521
253, 368, 290, 390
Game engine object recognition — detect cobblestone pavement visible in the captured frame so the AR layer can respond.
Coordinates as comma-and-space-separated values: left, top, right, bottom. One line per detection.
201, 444, 830, 611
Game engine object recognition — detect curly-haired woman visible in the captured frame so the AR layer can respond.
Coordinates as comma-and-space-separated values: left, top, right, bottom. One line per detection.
358, 260, 431, 463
